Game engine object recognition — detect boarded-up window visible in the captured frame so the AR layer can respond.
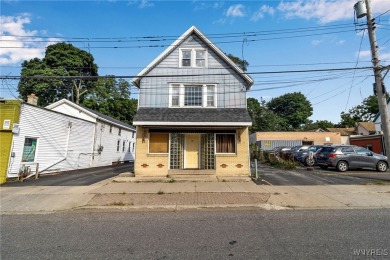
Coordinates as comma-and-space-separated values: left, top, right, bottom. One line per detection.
149, 133, 169, 153
216, 134, 236, 154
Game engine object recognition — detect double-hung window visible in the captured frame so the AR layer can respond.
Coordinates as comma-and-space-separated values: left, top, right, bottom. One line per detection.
169, 84, 216, 108
184, 86, 203, 106
180, 49, 207, 68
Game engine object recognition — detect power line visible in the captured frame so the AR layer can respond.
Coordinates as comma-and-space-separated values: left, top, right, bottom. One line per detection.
1, 29, 355, 49
0, 66, 375, 80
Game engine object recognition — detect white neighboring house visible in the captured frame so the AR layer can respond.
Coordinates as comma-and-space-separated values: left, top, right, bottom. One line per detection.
373, 99, 390, 134
46, 99, 136, 167
7, 99, 136, 179
8, 103, 95, 178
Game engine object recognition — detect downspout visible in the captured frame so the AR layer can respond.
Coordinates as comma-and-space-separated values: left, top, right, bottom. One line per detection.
39, 121, 71, 173
90, 122, 97, 167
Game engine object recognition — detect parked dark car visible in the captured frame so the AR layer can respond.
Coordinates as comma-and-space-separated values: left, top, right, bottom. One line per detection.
283, 145, 301, 160
270, 146, 291, 158
298, 145, 327, 166
292, 145, 311, 162
315, 145, 388, 172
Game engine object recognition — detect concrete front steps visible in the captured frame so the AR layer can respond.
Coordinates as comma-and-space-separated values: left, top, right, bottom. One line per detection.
114, 171, 251, 183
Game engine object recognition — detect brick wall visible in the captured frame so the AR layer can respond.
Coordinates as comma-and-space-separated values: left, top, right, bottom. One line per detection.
134, 126, 169, 176
216, 127, 250, 176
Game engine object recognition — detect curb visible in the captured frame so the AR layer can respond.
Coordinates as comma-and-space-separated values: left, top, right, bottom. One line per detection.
74, 203, 290, 211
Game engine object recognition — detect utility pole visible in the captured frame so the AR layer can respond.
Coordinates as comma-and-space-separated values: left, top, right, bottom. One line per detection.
355, 0, 390, 157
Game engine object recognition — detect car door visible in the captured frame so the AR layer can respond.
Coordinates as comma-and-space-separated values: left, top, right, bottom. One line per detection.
354, 146, 376, 168
340, 146, 359, 168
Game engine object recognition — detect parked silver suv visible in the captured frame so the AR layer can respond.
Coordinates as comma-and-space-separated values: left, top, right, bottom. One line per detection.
315, 145, 388, 172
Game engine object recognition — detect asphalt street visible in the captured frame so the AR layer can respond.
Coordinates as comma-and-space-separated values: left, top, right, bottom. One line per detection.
1, 209, 389, 259
3, 163, 133, 186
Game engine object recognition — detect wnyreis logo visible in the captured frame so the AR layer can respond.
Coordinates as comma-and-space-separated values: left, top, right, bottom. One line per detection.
353, 248, 389, 257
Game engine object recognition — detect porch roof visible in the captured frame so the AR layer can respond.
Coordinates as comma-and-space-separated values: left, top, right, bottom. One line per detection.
133, 108, 252, 126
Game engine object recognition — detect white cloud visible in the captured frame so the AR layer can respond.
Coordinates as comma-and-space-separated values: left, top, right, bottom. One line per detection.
193, 1, 224, 11
311, 39, 322, 45
0, 14, 60, 65
358, 49, 372, 58
251, 5, 275, 22
278, 0, 390, 24
226, 4, 245, 17
138, 0, 154, 9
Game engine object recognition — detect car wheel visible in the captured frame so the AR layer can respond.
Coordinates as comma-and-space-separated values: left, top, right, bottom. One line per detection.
305, 157, 315, 166
376, 161, 388, 172
336, 161, 348, 172
319, 165, 328, 169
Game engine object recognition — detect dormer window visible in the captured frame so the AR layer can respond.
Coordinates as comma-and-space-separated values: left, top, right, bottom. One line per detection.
180, 49, 207, 68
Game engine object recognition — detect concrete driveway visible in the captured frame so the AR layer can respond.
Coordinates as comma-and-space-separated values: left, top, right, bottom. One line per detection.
256, 164, 390, 186
3, 163, 133, 187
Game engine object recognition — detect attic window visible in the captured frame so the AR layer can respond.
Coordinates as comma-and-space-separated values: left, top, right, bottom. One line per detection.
180, 49, 207, 68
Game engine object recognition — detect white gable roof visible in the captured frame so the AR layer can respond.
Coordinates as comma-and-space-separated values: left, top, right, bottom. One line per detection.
131, 26, 254, 89
46, 99, 135, 131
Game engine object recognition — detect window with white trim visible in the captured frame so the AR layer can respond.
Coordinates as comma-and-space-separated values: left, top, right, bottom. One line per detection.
22, 137, 38, 162
169, 84, 216, 108
180, 49, 207, 68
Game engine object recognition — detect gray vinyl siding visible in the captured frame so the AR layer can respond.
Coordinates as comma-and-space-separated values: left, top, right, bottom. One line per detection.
138, 33, 247, 108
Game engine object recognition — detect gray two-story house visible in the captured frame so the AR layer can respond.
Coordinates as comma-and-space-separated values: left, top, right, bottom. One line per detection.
132, 26, 253, 177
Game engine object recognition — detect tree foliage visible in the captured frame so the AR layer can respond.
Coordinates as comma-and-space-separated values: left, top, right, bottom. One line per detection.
247, 97, 286, 133
226, 53, 249, 72
82, 78, 137, 125
18, 42, 98, 106
337, 95, 379, 127
267, 92, 313, 130
302, 120, 335, 131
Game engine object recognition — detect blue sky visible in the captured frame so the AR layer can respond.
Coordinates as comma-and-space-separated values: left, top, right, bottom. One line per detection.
1, 0, 390, 124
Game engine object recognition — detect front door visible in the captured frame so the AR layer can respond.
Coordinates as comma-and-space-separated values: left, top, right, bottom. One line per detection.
185, 134, 200, 169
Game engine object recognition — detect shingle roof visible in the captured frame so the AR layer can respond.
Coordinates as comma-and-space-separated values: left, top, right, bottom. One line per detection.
133, 108, 251, 126
326, 127, 356, 136
82, 106, 135, 131
358, 121, 376, 132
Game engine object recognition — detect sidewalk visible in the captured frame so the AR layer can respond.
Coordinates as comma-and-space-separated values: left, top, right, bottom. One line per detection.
1, 174, 390, 214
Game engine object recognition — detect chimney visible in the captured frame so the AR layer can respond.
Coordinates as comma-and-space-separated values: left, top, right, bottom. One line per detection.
27, 93, 38, 105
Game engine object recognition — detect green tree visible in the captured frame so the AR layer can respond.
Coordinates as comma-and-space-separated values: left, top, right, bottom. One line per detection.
303, 120, 335, 131
226, 53, 249, 72
337, 95, 379, 127
247, 97, 287, 133
267, 92, 313, 130
18, 43, 98, 106
82, 78, 137, 125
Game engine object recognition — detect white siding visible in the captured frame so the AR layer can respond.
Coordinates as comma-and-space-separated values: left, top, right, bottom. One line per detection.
90, 121, 136, 166
50, 103, 96, 123
8, 104, 95, 177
